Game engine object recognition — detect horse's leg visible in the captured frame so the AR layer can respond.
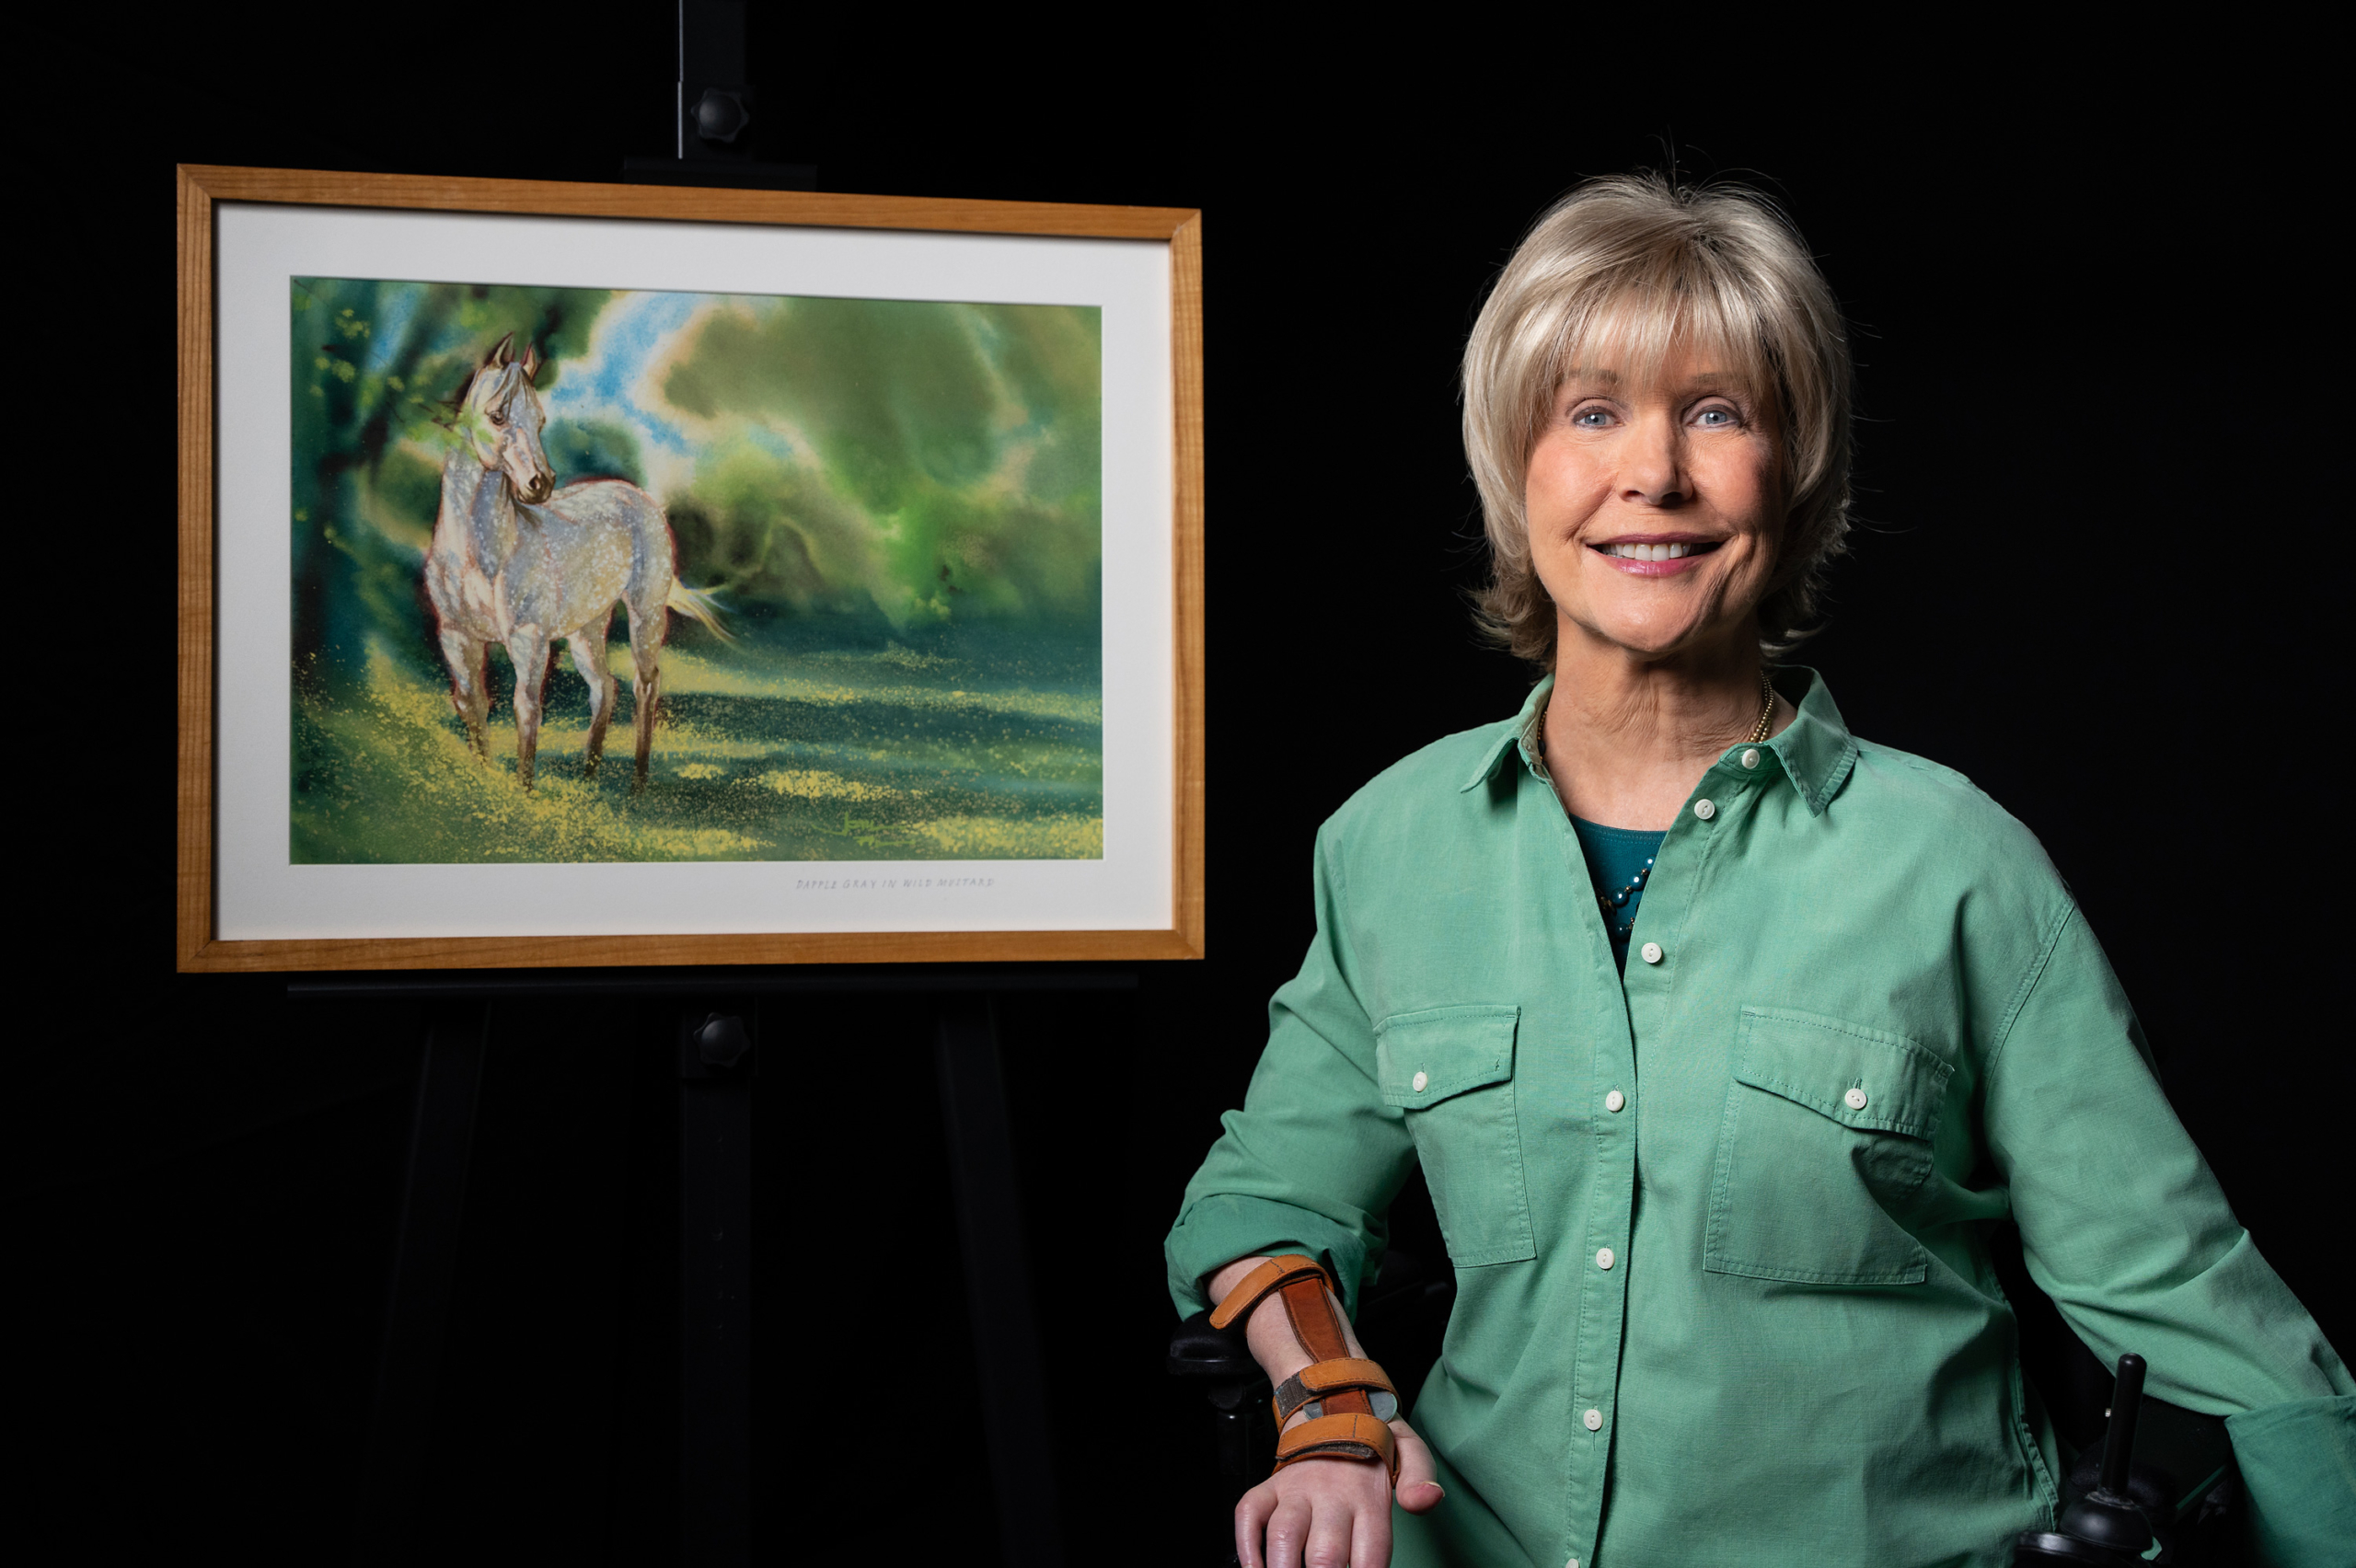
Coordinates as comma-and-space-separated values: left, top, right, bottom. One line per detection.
508, 627, 551, 791
569, 620, 618, 779
625, 605, 664, 794
438, 629, 491, 760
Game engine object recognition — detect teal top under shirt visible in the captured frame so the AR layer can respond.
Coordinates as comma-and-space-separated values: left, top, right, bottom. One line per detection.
1569, 817, 1666, 974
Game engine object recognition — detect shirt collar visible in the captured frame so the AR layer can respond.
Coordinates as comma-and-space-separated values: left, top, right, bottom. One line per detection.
1459, 666, 1860, 815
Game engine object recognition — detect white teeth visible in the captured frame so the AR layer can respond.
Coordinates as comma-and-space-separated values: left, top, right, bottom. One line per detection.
1606, 542, 1695, 560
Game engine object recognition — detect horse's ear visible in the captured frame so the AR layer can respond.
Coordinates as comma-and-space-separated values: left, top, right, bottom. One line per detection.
485, 332, 514, 369
521, 343, 541, 385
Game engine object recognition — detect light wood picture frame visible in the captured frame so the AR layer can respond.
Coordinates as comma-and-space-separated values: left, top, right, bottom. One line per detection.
178, 166, 1203, 971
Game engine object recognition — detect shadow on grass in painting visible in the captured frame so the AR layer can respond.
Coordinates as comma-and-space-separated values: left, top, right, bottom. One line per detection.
292, 628, 1104, 864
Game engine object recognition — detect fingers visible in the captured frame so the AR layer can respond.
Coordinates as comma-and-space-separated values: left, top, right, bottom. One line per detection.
1351, 1496, 1394, 1567
1235, 1458, 1408, 1568
1256, 1489, 1316, 1568
1392, 1422, 1447, 1515
1235, 1481, 1277, 1568
1302, 1499, 1357, 1568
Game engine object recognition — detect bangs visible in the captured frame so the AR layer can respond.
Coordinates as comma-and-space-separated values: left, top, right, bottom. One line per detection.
1545, 272, 1772, 414
1528, 259, 1780, 440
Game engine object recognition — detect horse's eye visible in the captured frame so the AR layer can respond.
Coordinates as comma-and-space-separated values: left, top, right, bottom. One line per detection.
488, 409, 506, 427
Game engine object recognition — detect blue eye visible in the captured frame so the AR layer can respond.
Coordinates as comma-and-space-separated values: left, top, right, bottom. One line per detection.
1573, 408, 1612, 428
1695, 407, 1737, 428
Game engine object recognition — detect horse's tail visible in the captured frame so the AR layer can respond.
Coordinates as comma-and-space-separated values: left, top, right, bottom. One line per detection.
664, 581, 735, 643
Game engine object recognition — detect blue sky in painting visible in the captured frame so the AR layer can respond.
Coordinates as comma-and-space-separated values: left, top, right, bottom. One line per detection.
547, 291, 701, 456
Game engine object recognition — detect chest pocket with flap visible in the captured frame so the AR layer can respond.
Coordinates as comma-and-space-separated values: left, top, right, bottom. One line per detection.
1376, 1004, 1534, 1267
1704, 1006, 1954, 1287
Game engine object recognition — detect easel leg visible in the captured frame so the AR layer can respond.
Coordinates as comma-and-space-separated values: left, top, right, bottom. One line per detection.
935, 995, 1066, 1568
680, 1008, 754, 1566
351, 1000, 490, 1567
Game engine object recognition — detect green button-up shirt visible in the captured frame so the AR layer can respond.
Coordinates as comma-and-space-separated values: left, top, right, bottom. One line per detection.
1167, 671, 2352, 1568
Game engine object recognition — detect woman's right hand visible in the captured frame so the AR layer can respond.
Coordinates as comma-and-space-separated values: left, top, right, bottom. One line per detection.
1203, 1254, 1448, 1567
1234, 1421, 1445, 1568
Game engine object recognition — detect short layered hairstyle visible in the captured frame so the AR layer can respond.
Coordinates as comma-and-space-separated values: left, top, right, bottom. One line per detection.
1462, 174, 1854, 664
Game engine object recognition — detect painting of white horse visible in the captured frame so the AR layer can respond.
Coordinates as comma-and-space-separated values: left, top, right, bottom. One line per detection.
425, 332, 727, 791
291, 277, 1104, 865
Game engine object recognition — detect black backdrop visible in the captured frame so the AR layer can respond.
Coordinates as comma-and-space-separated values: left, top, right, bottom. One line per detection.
16, 14, 2344, 1563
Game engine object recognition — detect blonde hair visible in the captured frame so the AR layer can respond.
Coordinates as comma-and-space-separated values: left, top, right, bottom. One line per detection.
1462, 173, 1853, 665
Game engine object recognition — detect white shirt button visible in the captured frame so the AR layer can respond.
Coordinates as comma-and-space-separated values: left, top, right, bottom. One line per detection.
1844, 1086, 1868, 1111
1596, 1247, 1615, 1270
1693, 799, 1716, 821
1639, 941, 1663, 965
1740, 747, 1761, 769
1412, 1071, 1428, 1093
1604, 1090, 1625, 1113
1583, 1407, 1604, 1431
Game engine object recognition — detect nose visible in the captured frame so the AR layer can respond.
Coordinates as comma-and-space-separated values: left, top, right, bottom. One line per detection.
1623, 414, 1686, 507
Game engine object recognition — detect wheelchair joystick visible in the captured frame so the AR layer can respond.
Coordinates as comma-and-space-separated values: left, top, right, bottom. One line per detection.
2015, 1353, 2155, 1565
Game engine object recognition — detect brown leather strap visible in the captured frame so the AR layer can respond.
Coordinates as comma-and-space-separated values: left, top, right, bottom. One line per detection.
1271, 1357, 1398, 1425
1273, 1270, 1380, 1426
1207, 1254, 1335, 1331
1212, 1255, 1401, 1486
1273, 1412, 1400, 1480
1295, 1356, 1393, 1396
1276, 1271, 1353, 1363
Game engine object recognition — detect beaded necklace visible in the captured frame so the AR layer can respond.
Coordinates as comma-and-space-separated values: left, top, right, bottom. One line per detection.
1596, 855, 1656, 942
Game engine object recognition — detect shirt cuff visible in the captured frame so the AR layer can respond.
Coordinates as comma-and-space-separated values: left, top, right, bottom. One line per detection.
2227, 1394, 2356, 1566
1164, 1193, 1371, 1320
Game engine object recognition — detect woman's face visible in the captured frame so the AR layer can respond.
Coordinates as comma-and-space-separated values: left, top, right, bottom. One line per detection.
1524, 339, 1784, 664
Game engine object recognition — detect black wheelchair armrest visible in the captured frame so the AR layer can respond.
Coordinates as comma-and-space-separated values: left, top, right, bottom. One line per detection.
1167, 1309, 1264, 1387
1169, 1309, 1276, 1507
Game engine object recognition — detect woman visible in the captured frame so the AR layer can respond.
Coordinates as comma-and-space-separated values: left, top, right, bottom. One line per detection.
1166, 175, 2351, 1568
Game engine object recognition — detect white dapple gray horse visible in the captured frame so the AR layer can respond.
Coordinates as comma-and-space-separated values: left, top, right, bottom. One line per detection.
424, 333, 725, 791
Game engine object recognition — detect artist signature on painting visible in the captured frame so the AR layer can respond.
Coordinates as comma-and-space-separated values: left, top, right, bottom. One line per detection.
793, 876, 999, 891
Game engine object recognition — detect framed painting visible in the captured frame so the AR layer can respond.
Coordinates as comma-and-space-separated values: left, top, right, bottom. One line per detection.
177, 166, 1203, 970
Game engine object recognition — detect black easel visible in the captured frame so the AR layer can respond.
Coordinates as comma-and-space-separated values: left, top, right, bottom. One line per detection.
316, 969, 1124, 1566
332, 15, 1093, 1560
937, 996, 1065, 1568
350, 1001, 490, 1567
618, 0, 815, 191
678, 1006, 756, 1563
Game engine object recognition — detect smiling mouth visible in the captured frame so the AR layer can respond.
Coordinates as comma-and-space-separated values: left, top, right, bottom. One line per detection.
1595, 540, 1723, 561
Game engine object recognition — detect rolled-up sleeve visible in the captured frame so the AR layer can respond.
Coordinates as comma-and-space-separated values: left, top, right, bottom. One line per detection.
1165, 825, 1417, 1320
1986, 904, 2354, 1561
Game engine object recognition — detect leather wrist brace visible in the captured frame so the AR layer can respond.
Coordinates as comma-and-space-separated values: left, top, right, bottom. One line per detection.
1210, 1255, 1401, 1482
